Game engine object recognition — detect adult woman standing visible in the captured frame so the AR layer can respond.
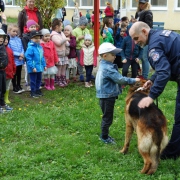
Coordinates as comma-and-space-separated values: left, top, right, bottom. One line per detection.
104, 2, 114, 18
18, 0, 43, 37
72, 2, 80, 28
135, 0, 153, 79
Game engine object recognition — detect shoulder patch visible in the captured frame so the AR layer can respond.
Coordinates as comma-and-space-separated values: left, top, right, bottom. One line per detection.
160, 30, 172, 37
149, 51, 160, 62
149, 48, 155, 57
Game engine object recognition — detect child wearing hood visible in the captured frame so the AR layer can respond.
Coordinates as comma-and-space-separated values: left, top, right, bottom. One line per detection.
80, 34, 97, 87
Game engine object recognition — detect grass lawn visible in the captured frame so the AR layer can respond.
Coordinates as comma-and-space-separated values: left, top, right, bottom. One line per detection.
1, 18, 179, 179
0, 79, 179, 179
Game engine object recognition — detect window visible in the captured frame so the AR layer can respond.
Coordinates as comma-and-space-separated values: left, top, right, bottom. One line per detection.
82, 0, 93, 6
131, 0, 167, 9
151, 0, 167, 7
66, 0, 113, 8
132, 0, 138, 8
100, 0, 112, 7
67, 0, 79, 7
4, 0, 19, 6
175, 0, 180, 10
5, 0, 19, 6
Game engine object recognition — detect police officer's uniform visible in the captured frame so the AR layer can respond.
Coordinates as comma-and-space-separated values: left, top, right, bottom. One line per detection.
147, 29, 180, 159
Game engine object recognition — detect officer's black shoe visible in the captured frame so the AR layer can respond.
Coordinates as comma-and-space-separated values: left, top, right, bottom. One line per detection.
160, 153, 179, 160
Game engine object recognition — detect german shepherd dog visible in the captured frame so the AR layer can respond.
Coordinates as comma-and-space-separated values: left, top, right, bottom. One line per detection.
120, 80, 168, 175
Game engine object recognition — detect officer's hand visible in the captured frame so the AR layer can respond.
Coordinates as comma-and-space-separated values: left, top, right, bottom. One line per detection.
135, 58, 140, 63
122, 59, 127, 63
135, 78, 140, 82
138, 97, 153, 108
143, 80, 153, 90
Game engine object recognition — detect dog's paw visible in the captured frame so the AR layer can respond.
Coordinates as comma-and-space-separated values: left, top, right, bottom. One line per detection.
120, 148, 128, 154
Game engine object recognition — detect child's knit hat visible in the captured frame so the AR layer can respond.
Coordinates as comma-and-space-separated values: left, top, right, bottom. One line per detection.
84, 34, 92, 41
26, 20, 38, 29
64, 25, 73, 33
40, 29, 50, 36
79, 16, 88, 26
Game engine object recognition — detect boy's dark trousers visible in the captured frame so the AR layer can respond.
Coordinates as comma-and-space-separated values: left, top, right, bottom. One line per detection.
29, 72, 42, 93
100, 97, 116, 139
85, 65, 93, 82
12, 65, 22, 89
0, 70, 6, 106
122, 59, 139, 78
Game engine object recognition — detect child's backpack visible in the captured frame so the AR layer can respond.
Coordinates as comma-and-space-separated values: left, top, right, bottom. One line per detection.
0, 45, 8, 69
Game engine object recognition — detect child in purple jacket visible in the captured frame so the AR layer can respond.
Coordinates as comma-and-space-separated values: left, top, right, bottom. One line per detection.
64, 25, 77, 83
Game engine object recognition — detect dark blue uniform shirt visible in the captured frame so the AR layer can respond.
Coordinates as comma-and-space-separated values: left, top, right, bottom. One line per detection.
148, 29, 180, 100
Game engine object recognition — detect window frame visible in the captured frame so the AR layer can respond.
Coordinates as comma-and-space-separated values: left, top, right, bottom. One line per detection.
175, 0, 180, 11
4, 0, 20, 7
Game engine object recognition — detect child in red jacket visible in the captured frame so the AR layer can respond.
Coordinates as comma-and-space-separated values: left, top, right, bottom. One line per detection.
40, 29, 59, 90
4, 35, 16, 104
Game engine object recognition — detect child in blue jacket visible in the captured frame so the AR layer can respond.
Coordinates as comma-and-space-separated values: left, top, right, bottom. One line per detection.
114, 27, 127, 68
121, 35, 143, 78
25, 30, 47, 98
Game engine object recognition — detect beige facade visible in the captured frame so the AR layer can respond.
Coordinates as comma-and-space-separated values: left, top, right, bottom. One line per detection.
4, 1, 180, 30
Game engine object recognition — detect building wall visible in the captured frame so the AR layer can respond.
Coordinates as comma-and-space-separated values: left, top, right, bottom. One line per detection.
126, 1, 180, 30
4, 1, 180, 30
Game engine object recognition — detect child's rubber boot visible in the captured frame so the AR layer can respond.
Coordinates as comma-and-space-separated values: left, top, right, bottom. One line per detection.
44, 79, 51, 90
4, 90, 10, 104
50, 78, 55, 90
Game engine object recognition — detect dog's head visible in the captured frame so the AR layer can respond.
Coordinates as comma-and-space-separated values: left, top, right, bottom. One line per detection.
128, 79, 149, 95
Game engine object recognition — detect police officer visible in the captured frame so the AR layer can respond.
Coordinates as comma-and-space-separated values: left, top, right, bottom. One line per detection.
129, 21, 180, 160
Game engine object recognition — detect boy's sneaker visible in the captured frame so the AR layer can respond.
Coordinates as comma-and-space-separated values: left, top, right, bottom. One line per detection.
30, 92, 39, 98
13, 87, 22, 94
36, 90, 43, 97
1, 105, 13, 112
18, 85, 25, 93
0, 107, 4, 114
26, 86, 31, 91
100, 135, 116, 144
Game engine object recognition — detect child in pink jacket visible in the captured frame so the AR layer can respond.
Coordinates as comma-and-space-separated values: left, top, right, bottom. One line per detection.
80, 34, 97, 88
40, 29, 59, 90
50, 18, 70, 88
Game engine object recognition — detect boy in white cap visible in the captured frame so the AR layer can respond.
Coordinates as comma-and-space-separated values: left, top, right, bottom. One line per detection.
80, 34, 97, 87
95, 42, 140, 144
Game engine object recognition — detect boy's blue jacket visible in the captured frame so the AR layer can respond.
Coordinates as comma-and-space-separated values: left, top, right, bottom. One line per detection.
121, 36, 143, 60
25, 41, 46, 73
95, 59, 136, 98
114, 27, 124, 56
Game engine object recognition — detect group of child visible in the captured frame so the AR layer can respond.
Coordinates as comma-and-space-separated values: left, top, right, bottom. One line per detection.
0, 15, 97, 113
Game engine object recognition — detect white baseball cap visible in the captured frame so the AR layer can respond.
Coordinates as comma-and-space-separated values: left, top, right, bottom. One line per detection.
98, 42, 122, 55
